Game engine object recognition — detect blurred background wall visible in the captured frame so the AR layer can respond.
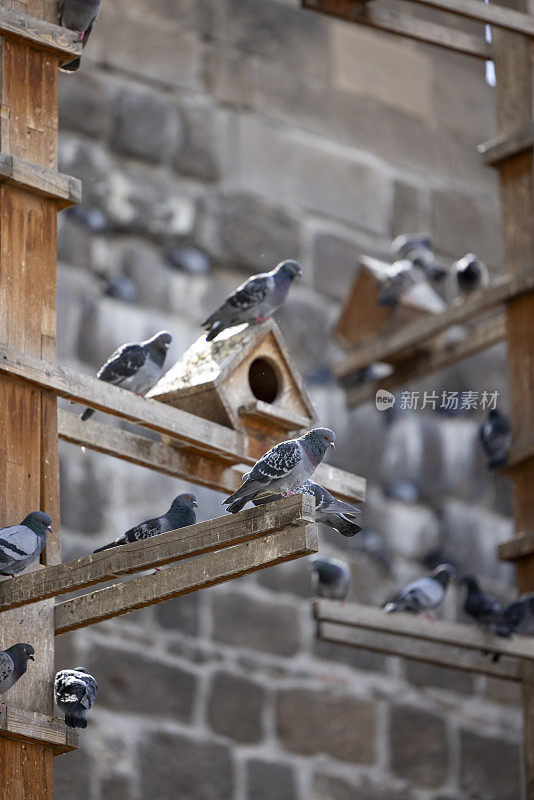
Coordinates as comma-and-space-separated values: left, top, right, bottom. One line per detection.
54, 1, 521, 798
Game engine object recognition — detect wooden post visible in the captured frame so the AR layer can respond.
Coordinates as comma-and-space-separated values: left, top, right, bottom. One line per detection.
0, 1, 64, 797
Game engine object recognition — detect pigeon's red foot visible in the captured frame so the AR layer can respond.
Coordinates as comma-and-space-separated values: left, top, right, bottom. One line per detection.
77, 30, 84, 41
255, 315, 270, 323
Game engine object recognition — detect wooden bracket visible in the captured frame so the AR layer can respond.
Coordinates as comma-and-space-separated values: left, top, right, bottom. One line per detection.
0, 706, 78, 755
0, 154, 81, 209
499, 531, 534, 562
0, 8, 82, 65
478, 126, 534, 167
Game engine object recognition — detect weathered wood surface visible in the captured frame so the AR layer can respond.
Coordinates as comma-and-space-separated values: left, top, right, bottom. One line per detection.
0, 706, 78, 754
0, 496, 315, 613
55, 524, 319, 634
479, 125, 534, 166
315, 599, 534, 662
499, 531, 534, 561
406, 0, 534, 34
345, 314, 505, 408
335, 275, 534, 380
0, 7, 81, 62
0, 153, 81, 207
302, 0, 491, 59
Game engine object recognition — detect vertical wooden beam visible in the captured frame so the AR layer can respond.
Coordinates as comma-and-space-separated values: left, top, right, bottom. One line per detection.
0, 0, 61, 796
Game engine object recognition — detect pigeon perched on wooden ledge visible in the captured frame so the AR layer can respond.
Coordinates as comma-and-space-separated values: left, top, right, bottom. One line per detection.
59, 0, 101, 72
55, 667, 98, 729
0, 644, 35, 704
461, 574, 511, 638
383, 564, 455, 614
311, 555, 351, 601
452, 253, 489, 298
0, 511, 51, 577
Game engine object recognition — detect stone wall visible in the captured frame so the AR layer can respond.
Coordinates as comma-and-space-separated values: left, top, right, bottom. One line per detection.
54, 1, 521, 798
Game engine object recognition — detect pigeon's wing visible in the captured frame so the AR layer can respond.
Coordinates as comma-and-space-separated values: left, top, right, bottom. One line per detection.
247, 440, 302, 485
124, 517, 161, 543
97, 343, 147, 384
203, 274, 270, 325
0, 652, 14, 683
0, 525, 40, 567
411, 578, 443, 609
55, 671, 91, 706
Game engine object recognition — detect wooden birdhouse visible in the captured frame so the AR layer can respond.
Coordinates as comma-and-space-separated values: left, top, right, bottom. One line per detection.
149, 320, 318, 449
335, 256, 446, 350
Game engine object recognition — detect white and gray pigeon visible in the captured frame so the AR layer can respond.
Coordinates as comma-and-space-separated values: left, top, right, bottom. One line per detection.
452, 253, 489, 298
480, 409, 511, 470
54, 667, 98, 729
461, 575, 511, 638
81, 330, 172, 421
0, 644, 35, 703
391, 233, 446, 282
253, 480, 362, 537
202, 260, 302, 341
505, 595, 534, 636
93, 493, 197, 553
310, 555, 351, 601
223, 428, 336, 514
362, 254, 446, 313
59, 0, 101, 72
0, 511, 52, 577
383, 564, 455, 614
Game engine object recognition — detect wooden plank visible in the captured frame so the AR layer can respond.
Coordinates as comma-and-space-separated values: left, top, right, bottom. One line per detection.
318, 620, 521, 680
238, 400, 312, 432
405, 0, 534, 35
478, 125, 534, 166
499, 531, 534, 561
345, 314, 505, 408
315, 599, 534, 661
0, 153, 81, 208
302, 0, 491, 59
0, 706, 78, 755
55, 524, 319, 634
0, 495, 315, 612
0, 8, 81, 63
335, 274, 534, 379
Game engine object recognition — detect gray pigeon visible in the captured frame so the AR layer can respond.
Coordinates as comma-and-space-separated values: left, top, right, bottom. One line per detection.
54, 667, 98, 729
391, 232, 446, 282
202, 260, 302, 342
59, 0, 101, 72
461, 574, 511, 638
0, 511, 51, 577
253, 480, 362, 537
505, 595, 534, 636
223, 428, 336, 514
81, 331, 172, 421
452, 253, 489, 297
383, 564, 455, 614
0, 644, 35, 702
310, 555, 351, 601
93, 493, 197, 553
480, 409, 511, 470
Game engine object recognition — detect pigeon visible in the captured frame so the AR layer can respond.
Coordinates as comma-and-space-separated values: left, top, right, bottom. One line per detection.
383, 564, 455, 614
480, 409, 511, 470
505, 595, 534, 636
202, 260, 302, 342
54, 668, 98, 729
0, 644, 35, 703
93, 493, 197, 553
361, 254, 446, 312
166, 247, 211, 275
80, 331, 172, 421
0, 511, 52, 577
391, 233, 447, 282
253, 480, 362, 537
59, 0, 101, 72
310, 555, 351, 601
223, 428, 336, 514
452, 253, 489, 297
461, 575, 511, 637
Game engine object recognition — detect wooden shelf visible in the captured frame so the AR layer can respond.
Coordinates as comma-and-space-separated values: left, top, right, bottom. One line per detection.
0, 706, 78, 755
0, 154, 81, 209
56, 523, 318, 634
315, 599, 534, 680
499, 532, 534, 562
0, 495, 315, 614
479, 125, 534, 167
0, 8, 82, 64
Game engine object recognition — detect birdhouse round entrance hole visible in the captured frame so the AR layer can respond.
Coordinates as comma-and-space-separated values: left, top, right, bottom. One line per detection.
248, 357, 280, 404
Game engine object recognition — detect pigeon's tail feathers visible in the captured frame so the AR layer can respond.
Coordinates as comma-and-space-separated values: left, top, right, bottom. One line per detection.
383, 600, 408, 614
81, 407, 95, 422
93, 539, 122, 554
488, 454, 507, 470
60, 58, 81, 73
491, 621, 513, 639
64, 709, 87, 729
330, 516, 362, 537
226, 497, 250, 514
205, 321, 224, 342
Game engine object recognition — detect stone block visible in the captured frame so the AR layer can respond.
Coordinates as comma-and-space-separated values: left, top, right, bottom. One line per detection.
59, 136, 113, 209
59, 70, 114, 139
211, 590, 301, 657
310, 230, 362, 301
154, 593, 201, 637
59, 451, 110, 535
483, 677, 521, 707
459, 729, 521, 800
391, 179, 431, 237
431, 186, 502, 267
389, 704, 448, 787
121, 243, 173, 310
404, 659, 475, 695
87, 645, 196, 722
175, 99, 227, 181
112, 86, 183, 163
276, 289, 338, 375
313, 639, 388, 673
246, 759, 298, 800
312, 773, 415, 800
207, 671, 265, 743
138, 732, 234, 800
275, 687, 376, 763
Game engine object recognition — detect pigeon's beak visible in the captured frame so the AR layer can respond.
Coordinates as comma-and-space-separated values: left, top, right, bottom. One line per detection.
329, 442, 336, 450
192, 500, 198, 508
28, 655, 34, 661
46, 526, 52, 534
